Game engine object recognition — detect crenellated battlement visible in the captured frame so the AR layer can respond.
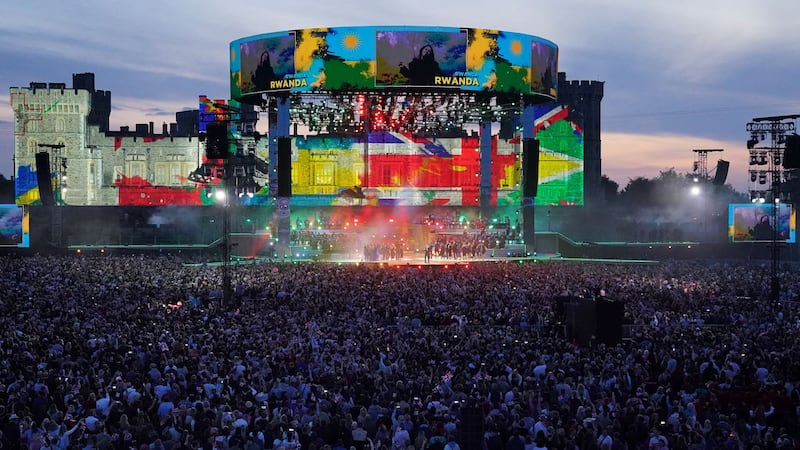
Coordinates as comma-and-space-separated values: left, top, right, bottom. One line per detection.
10, 85, 93, 99
557, 72, 604, 99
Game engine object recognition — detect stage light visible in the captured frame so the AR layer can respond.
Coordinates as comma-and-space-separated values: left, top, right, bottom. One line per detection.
214, 190, 226, 202
690, 185, 701, 196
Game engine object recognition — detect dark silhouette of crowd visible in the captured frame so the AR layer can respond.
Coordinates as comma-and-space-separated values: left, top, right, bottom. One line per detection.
425, 233, 509, 262
2, 255, 800, 450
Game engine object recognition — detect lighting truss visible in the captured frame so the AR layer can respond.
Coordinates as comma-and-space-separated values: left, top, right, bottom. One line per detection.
280, 92, 524, 137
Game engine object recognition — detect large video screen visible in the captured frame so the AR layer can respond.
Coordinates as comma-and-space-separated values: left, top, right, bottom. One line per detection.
285, 119, 582, 208
0, 205, 30, 248
376, 29, 467, 88
230, 26, 558, 101
533, 104, 584, 206
728, 203, 796, 243
289, 132, 487, 207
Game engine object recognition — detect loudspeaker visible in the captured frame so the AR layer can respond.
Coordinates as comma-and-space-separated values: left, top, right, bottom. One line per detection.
522, 139, 539, 198
595, 299, 624, 345
712, 160, 729, 186
783, 134, 800, 169
563, 299, 596, 346
554, 295, 574, 321
499, 116, 516, 140
460, 407, 484, 450
35, 152, 55, 206
205, 123, 229, 159
277, 137, 292, 197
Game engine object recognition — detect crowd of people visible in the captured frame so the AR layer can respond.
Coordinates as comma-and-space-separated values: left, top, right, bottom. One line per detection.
2, 255, 800, 450
425, 232, 515, 262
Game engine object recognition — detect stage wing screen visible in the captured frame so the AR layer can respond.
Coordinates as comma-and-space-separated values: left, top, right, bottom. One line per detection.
0, 205, 29, 248
728, 203, 796, 243
533, 103, 584, 206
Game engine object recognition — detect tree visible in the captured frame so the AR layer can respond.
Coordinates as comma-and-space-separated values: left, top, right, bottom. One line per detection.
0, 174, 13, 204
618, 176, 656, 207
600, 175, 619, 203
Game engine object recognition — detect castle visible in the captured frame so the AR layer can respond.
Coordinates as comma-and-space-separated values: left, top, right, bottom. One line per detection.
11, 73, 202, 206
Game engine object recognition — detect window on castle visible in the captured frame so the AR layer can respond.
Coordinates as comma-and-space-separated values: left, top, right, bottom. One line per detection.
126, 161, 146, 181
312, 162, 334, 186
55, 118, 66, 132
114, 166, 124, 183
170, 163, 182, 185
88, 161, 96, 185
155, 164, 168, 186
380, 164, 401, 186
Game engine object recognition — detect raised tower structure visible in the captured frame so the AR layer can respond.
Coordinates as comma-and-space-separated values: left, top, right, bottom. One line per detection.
557, 72, 604, 205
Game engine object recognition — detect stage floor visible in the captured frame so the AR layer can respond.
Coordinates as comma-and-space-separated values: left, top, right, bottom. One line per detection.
219, 250, 660, 266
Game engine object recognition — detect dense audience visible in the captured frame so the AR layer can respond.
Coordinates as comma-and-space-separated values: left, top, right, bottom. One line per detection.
1, 255, 800, 450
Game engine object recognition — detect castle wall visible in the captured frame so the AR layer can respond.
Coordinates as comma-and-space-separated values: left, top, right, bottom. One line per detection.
11, 82, 200, 206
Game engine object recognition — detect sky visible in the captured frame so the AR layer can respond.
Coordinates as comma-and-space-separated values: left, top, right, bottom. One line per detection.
1, 0, 799, 194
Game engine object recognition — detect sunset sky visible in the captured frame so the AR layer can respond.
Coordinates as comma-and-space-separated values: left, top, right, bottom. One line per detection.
1, 0, 799, 194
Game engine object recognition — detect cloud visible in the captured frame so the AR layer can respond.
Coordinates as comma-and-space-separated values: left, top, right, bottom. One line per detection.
107, 96, 201, 130
603, 131, 749, 193
0, 97, 10, 123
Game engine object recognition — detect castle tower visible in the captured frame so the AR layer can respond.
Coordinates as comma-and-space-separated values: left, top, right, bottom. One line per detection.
557, 72, 604, 205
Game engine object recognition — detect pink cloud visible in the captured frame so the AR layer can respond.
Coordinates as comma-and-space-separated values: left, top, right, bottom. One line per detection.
602, 131, 748, 193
